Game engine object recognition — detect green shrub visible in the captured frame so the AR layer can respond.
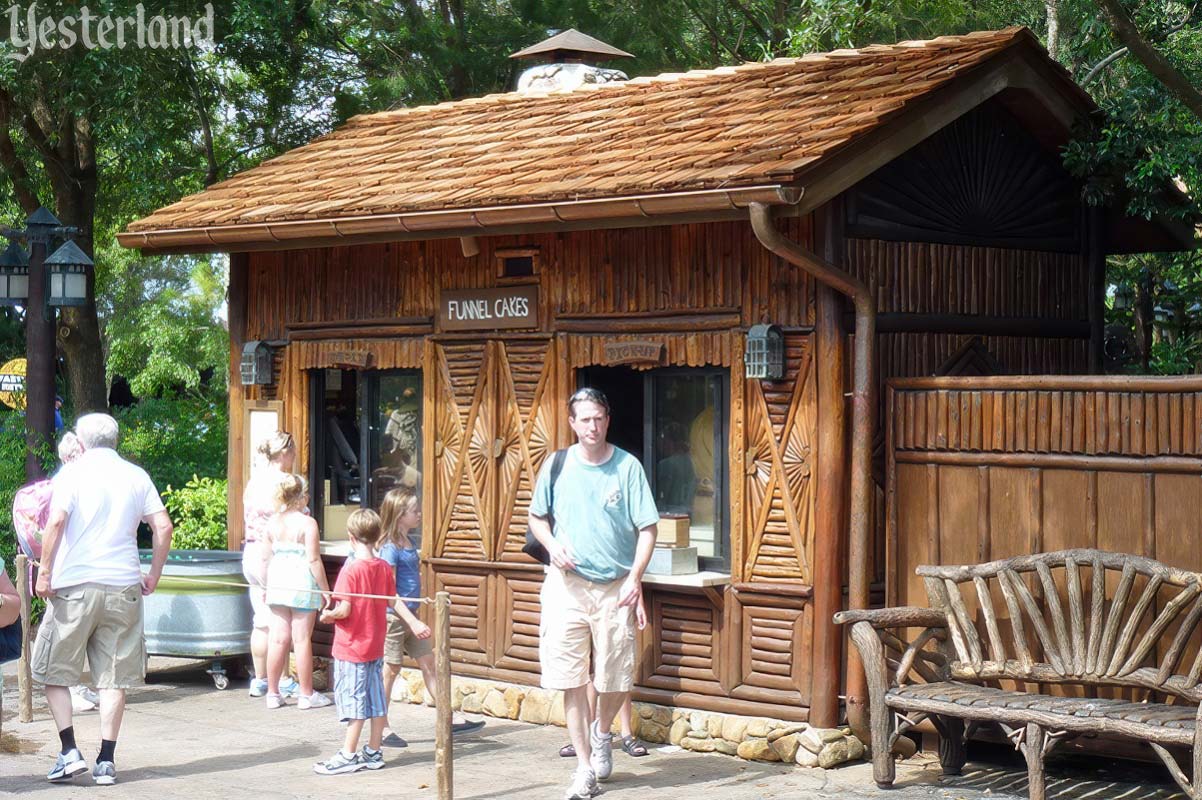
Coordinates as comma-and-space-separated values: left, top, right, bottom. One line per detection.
115, 397, 227, 492
163, 475, 229, 550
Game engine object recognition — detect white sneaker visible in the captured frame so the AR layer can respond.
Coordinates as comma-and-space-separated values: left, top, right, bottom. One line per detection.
298, 692, 333, 710
564, 765, 602, 799
70, 686, 96, 713
589, 720, 614, 782
265, 693, 285, 709
248, 678, 268, 698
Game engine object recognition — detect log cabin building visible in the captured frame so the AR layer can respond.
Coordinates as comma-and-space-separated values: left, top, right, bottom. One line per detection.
121, 26, 1195, 730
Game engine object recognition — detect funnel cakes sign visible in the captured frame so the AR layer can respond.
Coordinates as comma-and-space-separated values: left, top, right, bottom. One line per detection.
439, 285, 539, 331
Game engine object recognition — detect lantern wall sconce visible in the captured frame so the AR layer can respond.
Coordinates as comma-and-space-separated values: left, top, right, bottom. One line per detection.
240, 340, 275, 386
745, 323, 785, 380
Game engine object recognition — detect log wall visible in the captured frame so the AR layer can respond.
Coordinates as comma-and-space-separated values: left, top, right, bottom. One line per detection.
229, 216, 1098, 722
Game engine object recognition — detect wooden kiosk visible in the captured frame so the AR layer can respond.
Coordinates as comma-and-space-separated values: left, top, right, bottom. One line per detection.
121, 27, 1193, 733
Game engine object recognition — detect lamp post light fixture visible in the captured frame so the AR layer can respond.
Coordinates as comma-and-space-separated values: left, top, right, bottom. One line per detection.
1, 207, 94, 480
0, 241, 30, 305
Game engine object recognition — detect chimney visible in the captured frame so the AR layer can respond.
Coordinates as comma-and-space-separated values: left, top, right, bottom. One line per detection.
510, 29, 633, 93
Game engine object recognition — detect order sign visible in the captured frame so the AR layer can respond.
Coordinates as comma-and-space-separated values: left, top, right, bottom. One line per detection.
0, 357, 27, 410
439, 285, 539, 332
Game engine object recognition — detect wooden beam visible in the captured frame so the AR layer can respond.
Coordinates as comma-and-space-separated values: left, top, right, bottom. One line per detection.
859, 313, 1091, 338
810, 199, 848, 730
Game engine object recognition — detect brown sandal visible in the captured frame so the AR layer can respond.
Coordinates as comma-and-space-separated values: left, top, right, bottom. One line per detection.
620, 736, 649, 757
559, 743, 576, 758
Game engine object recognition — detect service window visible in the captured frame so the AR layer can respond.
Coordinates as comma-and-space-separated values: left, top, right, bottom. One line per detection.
308, 368, 422, 542
577, 366, 730, 571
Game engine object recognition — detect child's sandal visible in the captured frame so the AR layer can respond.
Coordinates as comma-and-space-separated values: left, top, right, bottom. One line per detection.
620, 736, 649, 757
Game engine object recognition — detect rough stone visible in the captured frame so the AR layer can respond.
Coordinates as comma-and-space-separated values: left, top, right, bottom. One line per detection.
668, 719, 691, 746
637, 703, 654, 719
799, 728, 826, 755
714, 740, 739, 756
639, 721, 668, 744
706, 715, 724, 739
817, 727, 846, 743
549, 692, 566, 727
767, 724, 806, 742
720, 717, 748, 744
818, 740, 850, 769
518, 692, 551, 725
672, 709, 684, 722
746, 719, 774, 739
502, 687, 525, 719
461, 691, 483, 714
482, 689, 509, 719
736, 739, 780, 762
770, 733, 802, 763
650, 706, 673, 727
689, 712, 707, 734
391, 678, 411, 703
795, 747, 821, 768
407, 672, 429, 705
682, 737, 717, 753
847, 736, 866, 761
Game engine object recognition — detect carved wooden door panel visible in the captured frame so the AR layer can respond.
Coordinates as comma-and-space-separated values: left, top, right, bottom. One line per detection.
493, 339, 557, 562
742, 334, 816, 583
431, 342, 493, 561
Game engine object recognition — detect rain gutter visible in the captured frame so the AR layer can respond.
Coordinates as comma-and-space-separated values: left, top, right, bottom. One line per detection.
750, 200, 875, 742
117, 185, 803, 254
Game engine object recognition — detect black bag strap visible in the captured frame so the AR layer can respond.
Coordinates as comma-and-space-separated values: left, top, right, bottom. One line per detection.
547, 448, 568, 514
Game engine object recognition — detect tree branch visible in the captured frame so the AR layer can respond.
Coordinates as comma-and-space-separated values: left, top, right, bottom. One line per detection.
0, 87, 42, 212
1081, 46, 1128, 86
1093, 0, 1202, 122
679, 0, 743, 62
725, 0, 771, 46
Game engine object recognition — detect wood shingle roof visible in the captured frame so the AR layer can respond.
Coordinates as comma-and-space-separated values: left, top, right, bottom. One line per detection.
125, 27, 1056, 241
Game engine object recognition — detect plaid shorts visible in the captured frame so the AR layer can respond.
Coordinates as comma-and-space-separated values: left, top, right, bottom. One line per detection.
333, 658, 387, 721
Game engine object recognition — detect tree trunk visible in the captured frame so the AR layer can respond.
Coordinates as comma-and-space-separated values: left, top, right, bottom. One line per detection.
47, 113, 107, 414
1094, 0, 1202, 123
1044, 0, 1060, 60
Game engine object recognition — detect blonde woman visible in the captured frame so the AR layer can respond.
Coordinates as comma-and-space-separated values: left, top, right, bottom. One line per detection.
377, 487, 484, 746
242, 432, 301, 699
261, 474, 332, 709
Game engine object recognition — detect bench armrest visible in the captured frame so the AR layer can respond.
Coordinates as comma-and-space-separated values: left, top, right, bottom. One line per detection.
834, 606, 947, 630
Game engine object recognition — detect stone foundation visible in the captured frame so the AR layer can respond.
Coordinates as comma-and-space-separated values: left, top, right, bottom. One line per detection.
389, 668, 863, 769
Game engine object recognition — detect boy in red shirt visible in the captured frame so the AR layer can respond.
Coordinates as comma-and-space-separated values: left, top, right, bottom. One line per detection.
314, 509, 402, 775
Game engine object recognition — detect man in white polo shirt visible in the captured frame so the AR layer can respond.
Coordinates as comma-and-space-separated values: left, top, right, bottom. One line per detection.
33, 413, 174, 786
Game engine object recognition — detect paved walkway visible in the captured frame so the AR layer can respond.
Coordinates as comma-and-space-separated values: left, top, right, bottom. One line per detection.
0, 660, 1187, 799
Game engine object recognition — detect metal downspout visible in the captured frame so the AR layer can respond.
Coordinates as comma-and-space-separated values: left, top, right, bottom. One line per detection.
749, 202, 875, 742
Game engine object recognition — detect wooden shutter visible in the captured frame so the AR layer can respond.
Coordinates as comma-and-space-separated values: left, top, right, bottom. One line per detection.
743, 333, 817, 582
431, 342, 491, 560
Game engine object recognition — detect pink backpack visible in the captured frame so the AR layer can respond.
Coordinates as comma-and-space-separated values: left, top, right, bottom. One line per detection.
11, 479, 53, 560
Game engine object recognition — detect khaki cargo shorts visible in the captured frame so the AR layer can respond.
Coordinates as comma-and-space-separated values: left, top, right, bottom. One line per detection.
384, 612, 433, 665
539, 567, 635, 694
32, 583, 145, 689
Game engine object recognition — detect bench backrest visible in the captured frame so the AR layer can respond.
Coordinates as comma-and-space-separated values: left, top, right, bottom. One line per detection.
917, 548, 1202, 701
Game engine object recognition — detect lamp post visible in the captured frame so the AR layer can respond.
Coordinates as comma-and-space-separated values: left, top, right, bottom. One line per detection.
0, 208, 94, 481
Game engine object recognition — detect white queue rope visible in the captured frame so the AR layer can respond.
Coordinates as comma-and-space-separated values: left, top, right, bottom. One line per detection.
154, 572, 437, 605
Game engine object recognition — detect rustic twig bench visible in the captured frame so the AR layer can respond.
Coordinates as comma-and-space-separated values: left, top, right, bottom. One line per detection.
835, 549, 1202, 800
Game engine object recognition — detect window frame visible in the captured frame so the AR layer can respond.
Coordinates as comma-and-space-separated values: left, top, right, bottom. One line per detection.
643, 367, 731, 573
575, 365, 731, 573
307, 367, 423, 536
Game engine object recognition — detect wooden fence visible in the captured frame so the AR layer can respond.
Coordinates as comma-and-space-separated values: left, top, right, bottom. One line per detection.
885, 376, 1202, 608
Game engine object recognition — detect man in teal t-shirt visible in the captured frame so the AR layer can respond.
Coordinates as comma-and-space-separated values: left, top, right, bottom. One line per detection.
529, 387, 658, 800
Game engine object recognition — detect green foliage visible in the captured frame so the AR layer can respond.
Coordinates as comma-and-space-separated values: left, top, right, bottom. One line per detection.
0, 412, 55, 584
115, 398, 228, 493
163, 475, 229, 550
0, 415, 26, 583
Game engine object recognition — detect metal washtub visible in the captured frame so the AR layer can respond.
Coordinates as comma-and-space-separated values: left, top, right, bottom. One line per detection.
139, 549, 251, 688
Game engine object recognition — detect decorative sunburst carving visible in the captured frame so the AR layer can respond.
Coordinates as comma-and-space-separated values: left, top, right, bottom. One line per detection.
847, 103, 1081, 251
